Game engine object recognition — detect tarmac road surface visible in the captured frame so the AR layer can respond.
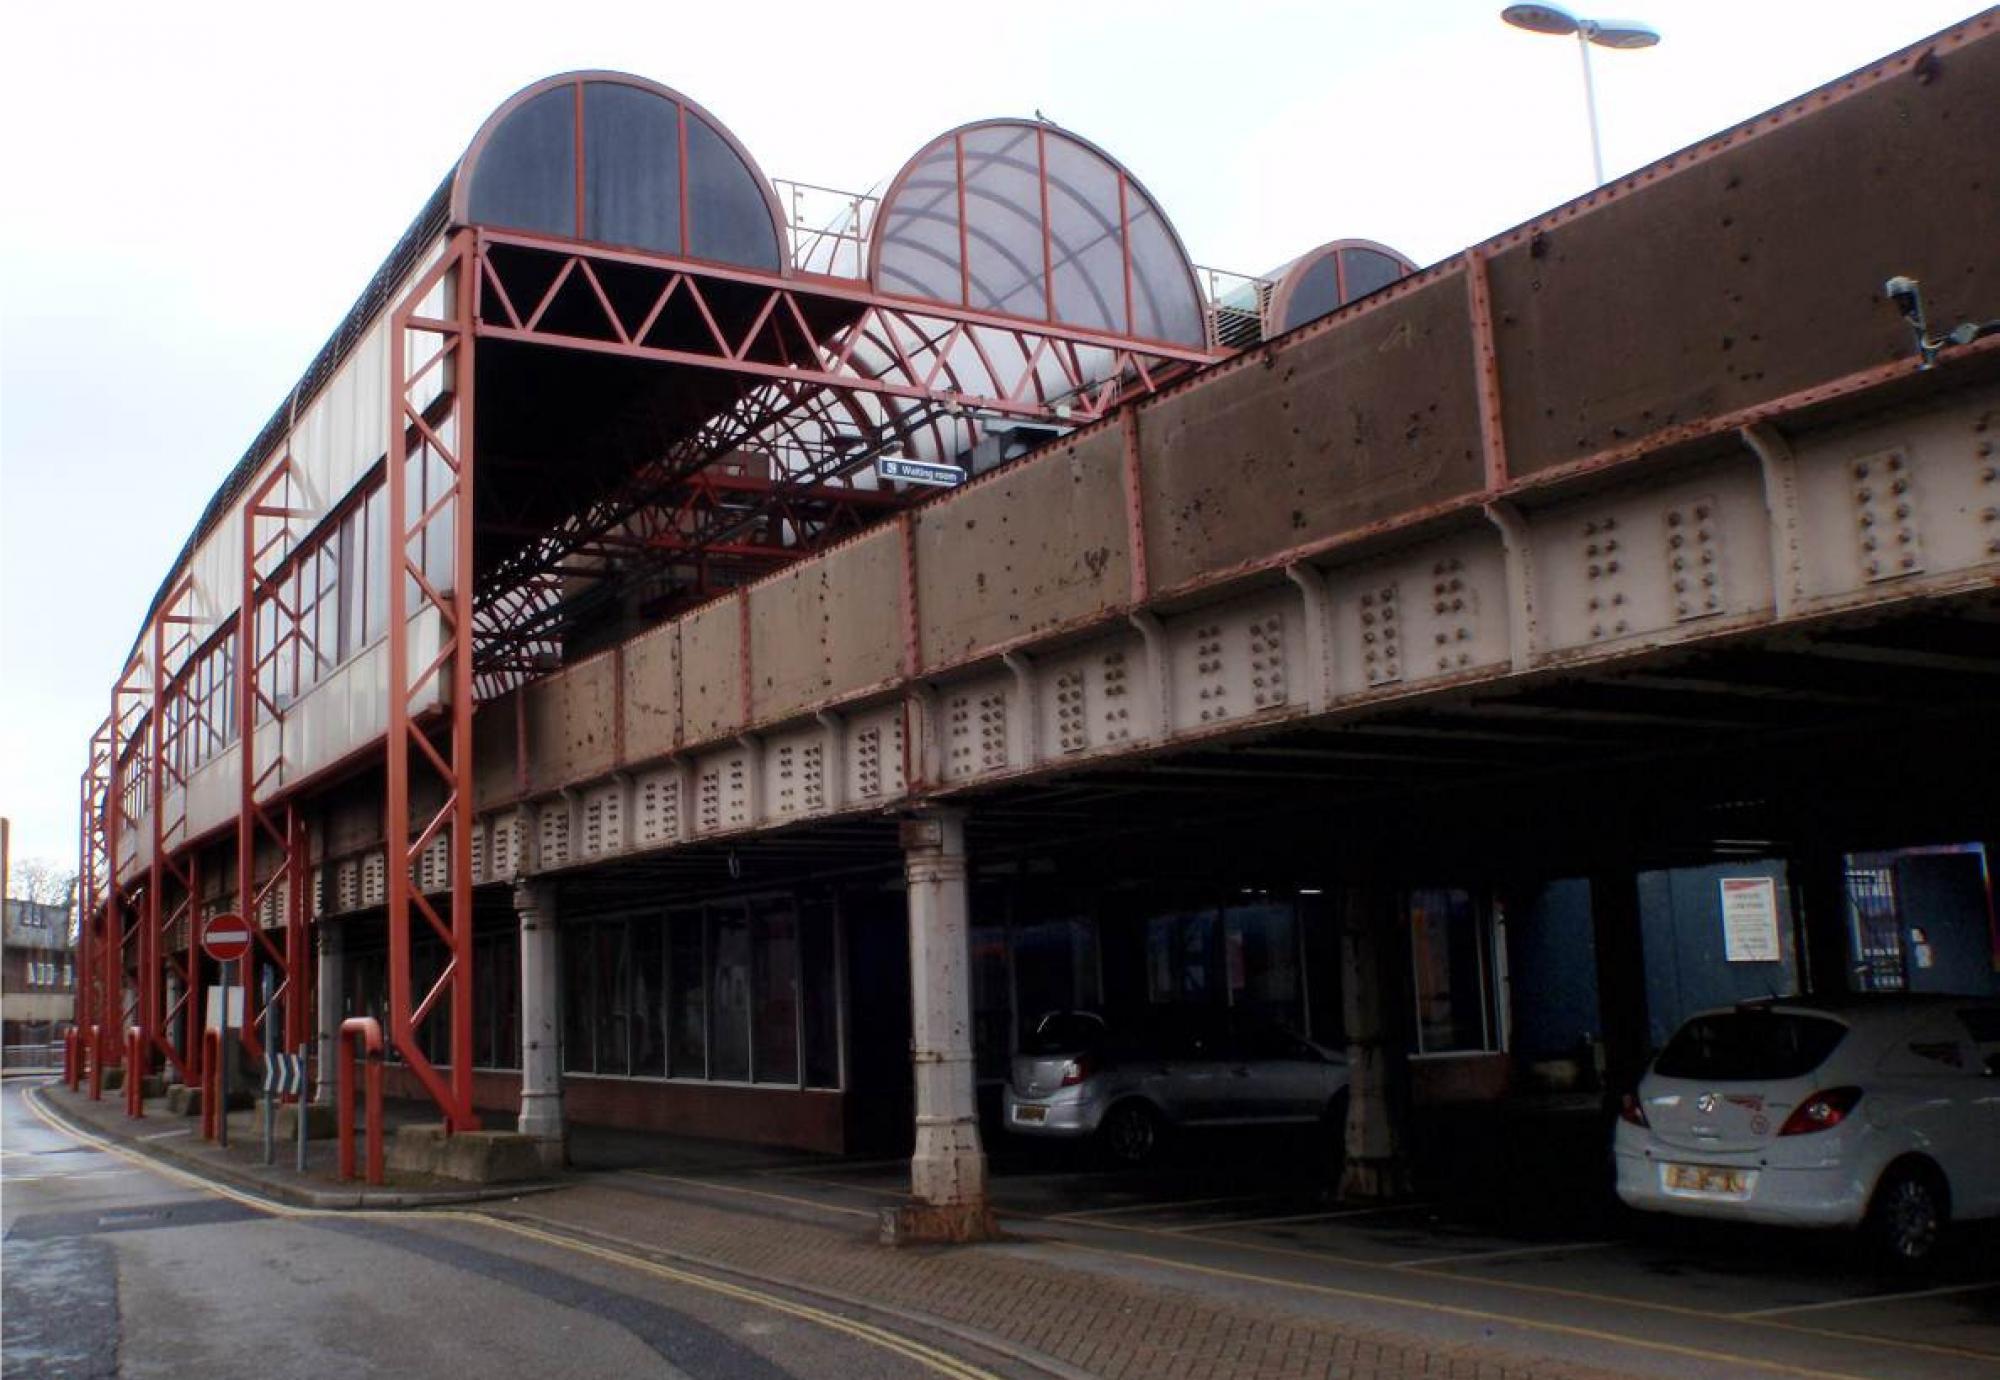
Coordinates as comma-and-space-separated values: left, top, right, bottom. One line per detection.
0, 1078, 1030, 1380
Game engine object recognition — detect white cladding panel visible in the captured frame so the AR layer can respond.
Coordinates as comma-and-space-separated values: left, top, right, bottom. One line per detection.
269, 607, 440, 794
185, 744, 242, 842
146, 240, 447, 667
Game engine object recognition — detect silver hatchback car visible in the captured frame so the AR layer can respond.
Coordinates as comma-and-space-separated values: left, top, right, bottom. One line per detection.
1002, 1008, 1349, 1165
1615, 995, 2000, 1267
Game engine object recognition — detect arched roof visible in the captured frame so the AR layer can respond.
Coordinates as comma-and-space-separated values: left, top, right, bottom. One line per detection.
1267, 239, 1417, 335
869, 120, 1206, 348
452, 72, 789, 273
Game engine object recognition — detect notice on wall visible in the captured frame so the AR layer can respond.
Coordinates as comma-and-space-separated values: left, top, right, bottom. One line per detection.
1720, 877, 1783, 963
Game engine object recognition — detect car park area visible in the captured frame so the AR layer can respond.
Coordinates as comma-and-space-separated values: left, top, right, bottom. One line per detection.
579, 1119, 2000, 1379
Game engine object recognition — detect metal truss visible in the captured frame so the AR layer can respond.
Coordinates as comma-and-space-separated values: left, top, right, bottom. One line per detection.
237, 456, 314, 1062
385, 230, 479, 1131
145, 575, 200, 1081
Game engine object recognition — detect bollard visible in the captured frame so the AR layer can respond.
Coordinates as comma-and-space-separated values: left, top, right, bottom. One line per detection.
336, 1017, 385, 1186
125, 1028, 145, 1119
62, 1029, 77, 1089
201, 1027, 223, 1142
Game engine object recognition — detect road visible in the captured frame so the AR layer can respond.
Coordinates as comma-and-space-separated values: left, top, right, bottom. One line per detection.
0, 1079, 1022, 1380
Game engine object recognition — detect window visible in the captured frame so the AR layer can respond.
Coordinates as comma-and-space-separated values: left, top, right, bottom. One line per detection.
709, 905, 752, 1081
1409, 889, 1499, 1054
561, 924, 594, 1074
668, 910, 706, 1078
556, 898, 842, 1089
752, 900, 798, 1085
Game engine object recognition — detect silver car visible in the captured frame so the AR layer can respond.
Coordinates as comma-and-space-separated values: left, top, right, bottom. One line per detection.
1615, 995, 2000, 1267
1002, 1008, 1350, 1165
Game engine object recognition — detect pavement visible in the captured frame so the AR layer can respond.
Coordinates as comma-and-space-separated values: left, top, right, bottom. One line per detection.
22, 1078, 2000, 1379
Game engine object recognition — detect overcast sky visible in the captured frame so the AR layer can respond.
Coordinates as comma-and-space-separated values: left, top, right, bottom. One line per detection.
0, 0, 1985, 878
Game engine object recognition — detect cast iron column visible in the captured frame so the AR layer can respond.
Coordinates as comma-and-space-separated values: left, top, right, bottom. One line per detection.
1338, 886, 1414, 1200
886, 809, 994, 1242
515, 880, 565, 1167
314, 923, 343, 1105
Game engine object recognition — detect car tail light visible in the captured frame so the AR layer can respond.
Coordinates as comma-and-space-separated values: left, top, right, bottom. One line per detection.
1778, 1087, 1863, 1136
1060, 1054, 1096, 1087
1618, 1093, 1650, 1128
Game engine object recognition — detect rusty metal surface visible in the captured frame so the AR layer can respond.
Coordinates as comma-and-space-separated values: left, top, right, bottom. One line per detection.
522, 652, 617, 787
622, 622, 682, 761
679, 597, 744, 744
1491, 23, 2000, 477
470, 697, 519, 808
913, 427, 1130, 667
1139, 272, 1484, 594
748, 526, 903, 725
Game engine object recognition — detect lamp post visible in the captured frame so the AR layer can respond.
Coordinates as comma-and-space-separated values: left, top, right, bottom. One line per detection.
1501, 4, 1660, 186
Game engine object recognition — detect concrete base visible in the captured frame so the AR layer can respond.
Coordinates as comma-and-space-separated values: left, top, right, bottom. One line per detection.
140, 1075, 168, 1098
274, 1103, 338, 1139
1340, 1156, 1416, 1202
878, 1201, 1001, 1246
101, 1067, 125, 1092
166, 1085, 254, 1117
388, 1124, 547, 1184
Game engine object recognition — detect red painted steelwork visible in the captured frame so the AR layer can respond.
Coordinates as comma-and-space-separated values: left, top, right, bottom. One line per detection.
337, 1016, 386, 1185
386, 231, 478, 1132
201, 1027, 222, 1141
125, 1027, 145, 1118
236, 456, 313, 1063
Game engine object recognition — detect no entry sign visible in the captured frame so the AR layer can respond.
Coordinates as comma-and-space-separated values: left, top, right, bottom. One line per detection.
201, 912, 253, 965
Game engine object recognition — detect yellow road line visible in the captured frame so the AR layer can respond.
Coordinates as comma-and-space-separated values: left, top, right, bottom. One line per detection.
22, 1090, 997, 1380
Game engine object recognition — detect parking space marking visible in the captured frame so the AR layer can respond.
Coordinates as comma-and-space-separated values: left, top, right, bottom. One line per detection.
629, 1170, 877, 1220
1174, 1202, 1433, 1233
1044, 1194, 1267, 1222
1389, 1239, 1616, 1268
1048, 1238, 1875, 1380
1047, 1208, 2000, 1366
1734, 1279, 2000, 1318
768, 1174, 916, 1201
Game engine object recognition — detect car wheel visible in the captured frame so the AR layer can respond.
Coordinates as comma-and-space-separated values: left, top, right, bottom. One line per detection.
1098, 1100, 1164, 1168
1866, 1161, 1949, 1271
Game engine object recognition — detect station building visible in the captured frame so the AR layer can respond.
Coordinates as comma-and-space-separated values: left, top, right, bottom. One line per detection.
77, 21, 2000, 1219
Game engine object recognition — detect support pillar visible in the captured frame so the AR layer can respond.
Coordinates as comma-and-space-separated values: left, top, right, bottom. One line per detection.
1589, 870, 1652, 1105
314, 923, 343, 1105
882, 809, 995, 1244
515, 881, 565, 1168
1338, 886, 1414, 1201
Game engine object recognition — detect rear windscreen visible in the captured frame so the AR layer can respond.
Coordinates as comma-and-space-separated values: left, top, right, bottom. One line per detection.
1023, 1012, 1105, 1055
1654, 1011, 1847, 1081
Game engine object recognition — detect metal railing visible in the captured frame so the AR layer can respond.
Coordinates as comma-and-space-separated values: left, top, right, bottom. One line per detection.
1195, 265, 1273, 352
774, 178, 879, 278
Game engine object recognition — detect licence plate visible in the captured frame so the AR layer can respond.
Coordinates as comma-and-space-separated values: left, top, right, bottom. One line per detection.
1663, 1162, 1751, 1197
1013, 1104, 1048, 1124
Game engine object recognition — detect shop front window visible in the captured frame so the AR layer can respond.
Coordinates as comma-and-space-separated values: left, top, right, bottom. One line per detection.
709, 905, 752, 1081
668, 909, 706, 1078
1410, 889, 1496, 1053
752, 900, 799, 1086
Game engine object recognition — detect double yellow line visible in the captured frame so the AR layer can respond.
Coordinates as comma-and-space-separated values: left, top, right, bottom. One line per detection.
21, 1088, 1002, 1380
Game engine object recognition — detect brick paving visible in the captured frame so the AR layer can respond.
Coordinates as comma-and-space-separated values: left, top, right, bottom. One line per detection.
519, 1178, 1644, 1380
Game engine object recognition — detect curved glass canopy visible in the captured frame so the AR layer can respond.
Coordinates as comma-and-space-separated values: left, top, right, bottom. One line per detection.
870, 120, 1206, 348
1268, 239, 1417, 335
453, 73, 786, 272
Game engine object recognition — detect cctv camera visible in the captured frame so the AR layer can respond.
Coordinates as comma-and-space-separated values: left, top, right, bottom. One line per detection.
1884, 275, 1923, 323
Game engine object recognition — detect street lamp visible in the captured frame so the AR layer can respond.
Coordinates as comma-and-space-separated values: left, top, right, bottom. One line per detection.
1501, 4, 1660, 186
